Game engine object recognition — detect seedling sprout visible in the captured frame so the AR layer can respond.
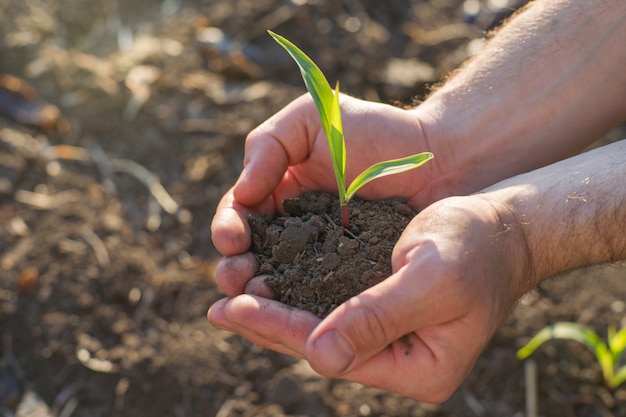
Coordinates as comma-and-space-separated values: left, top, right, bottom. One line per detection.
269, 31, 433, 228
517, 321, 626, 389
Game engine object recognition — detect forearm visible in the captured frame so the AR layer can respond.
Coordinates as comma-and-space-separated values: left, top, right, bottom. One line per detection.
482, 140, 626, 289
415, 0, 626, 198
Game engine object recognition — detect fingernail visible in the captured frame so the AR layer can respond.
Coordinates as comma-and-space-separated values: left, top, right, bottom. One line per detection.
312, 330, 354, 375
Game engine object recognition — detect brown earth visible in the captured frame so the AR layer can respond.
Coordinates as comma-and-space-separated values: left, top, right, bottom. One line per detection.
251, 191, 415, 319
1, 1, 626, 416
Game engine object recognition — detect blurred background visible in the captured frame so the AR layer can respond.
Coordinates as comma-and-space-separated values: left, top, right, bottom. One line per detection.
1, 1, 626, 416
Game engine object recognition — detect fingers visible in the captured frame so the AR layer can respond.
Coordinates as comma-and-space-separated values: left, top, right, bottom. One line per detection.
208, 298, 300, 357
302, 263, 486, 402
214, 253, 259, 296
244, 276, 274, 298
233, 95, 318, 208
206, 253, 483, 403
208, 295, 321, 358
213, 95, 322, 254
305, 250, 467, 377
207, 293, 473, 402
335, 329, 469, 402
303, 267, 418, 375
211, 183, 284, 256
210, 188, 254, 256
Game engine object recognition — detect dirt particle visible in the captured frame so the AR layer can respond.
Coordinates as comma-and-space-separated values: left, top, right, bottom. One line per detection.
337, 236, 360, 256
321, 253, 341, 270
272, 225, 308, 263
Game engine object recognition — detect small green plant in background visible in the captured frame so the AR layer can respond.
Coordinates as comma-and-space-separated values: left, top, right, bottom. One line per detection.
517, 321, 626, 390
268, 31, 433, 229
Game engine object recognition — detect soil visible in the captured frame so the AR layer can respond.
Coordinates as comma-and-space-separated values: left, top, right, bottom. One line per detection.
250, 191, 415, 319
1, 1, 626, 417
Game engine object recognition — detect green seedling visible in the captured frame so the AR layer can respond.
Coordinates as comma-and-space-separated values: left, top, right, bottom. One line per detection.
517, 321, 626, 389
269, 31, 433, 228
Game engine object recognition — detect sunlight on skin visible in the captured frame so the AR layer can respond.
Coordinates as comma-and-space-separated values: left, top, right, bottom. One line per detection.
208, 295, 315, 358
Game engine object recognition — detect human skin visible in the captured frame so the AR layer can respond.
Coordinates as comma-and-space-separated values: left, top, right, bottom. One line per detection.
209, 0, 626, 402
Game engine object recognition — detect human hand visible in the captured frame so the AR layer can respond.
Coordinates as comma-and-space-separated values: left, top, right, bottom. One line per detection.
210, 93, 447, 259
210, 93, 449, 304
209, 194, 533, 401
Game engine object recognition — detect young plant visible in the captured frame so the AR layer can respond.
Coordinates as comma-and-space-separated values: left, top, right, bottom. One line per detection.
268, 31, 433, 228
517, 321, 626, 390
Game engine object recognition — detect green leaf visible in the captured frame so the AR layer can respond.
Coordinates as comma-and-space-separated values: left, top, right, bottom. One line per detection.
268, 32, 333, 135
268, 30, 347, 202
516, 322, 614, 384
610, 365, 626, 389
269, 30, 433, 210
345, 152, 434, 202
608, 326, 626, 361
329, 82, 347, 202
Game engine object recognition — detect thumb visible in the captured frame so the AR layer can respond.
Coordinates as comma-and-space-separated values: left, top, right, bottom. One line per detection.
233, 95, 317, 208
304, 261, 455, 377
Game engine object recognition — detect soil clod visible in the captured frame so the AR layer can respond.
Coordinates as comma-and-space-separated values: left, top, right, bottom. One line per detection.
249, 191, 416, 318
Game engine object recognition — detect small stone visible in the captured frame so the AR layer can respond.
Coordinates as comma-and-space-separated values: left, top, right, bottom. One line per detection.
259, 262, 274, 274
321, 253, 341, 270
393, 203, 413, 217
337, 236, 359, 256
272, 226, 308, 263
264, 225, 282, 247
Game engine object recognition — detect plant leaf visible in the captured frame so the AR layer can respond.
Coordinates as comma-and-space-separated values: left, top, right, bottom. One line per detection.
610, 365, 626, 389
608, 326, 626, 360
345, 152, 434, 202
329, 82, 346, 202
516, 322, 614, 383
268, 30, 346, 201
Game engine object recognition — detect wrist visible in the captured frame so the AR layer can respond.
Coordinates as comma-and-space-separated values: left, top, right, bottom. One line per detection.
409, 0, 626, 200
409, 96, 520, 197
481, 140, 626, 287
471, 193, 538, 300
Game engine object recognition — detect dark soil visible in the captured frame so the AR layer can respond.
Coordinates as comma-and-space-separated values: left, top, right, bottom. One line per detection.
2, 0, 626, 416
249, 191, 415, 318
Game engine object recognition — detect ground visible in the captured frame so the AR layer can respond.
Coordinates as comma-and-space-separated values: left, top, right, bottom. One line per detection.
1, 1, 626, 416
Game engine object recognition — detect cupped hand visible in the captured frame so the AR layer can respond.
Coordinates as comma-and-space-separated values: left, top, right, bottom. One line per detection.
210, 93, 446, 301
211, 93, 442, 258
209, 194, 533, 402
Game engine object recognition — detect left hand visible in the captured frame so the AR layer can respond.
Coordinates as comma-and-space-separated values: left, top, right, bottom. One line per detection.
208, 194, 532, 402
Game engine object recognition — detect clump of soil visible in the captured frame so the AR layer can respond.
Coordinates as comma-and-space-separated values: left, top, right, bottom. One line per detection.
248, 191, 416, 318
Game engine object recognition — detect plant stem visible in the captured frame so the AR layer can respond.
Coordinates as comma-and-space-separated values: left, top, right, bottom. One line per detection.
341, 203, 350, 229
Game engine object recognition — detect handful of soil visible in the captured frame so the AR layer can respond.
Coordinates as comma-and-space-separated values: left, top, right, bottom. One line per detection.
248, 191, 416, 318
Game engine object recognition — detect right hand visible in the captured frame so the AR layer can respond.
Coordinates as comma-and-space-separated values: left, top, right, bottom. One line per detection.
211, 93, 446, 262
